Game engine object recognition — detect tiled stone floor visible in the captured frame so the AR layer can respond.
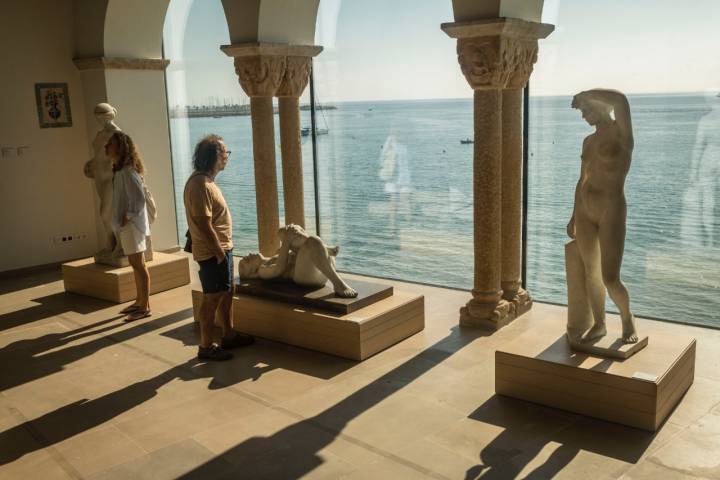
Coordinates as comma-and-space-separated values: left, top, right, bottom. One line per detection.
1, 257, 719, 479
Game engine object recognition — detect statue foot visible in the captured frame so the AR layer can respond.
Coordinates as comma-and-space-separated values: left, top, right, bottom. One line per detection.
334, 285, 358, 298
581, 323, 607, 343
622, 315, 638, 344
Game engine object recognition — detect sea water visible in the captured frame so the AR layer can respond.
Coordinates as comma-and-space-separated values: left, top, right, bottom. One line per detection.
170, 94, 720, 327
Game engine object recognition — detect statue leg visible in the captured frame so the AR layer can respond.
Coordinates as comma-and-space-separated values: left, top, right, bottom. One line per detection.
574, 216, 606, 342
599, 210, 637, 343
98, 199, 116, 253
302, 237, 357, 298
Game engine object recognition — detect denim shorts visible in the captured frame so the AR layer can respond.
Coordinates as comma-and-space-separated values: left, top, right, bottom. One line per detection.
197, 250, 233, 294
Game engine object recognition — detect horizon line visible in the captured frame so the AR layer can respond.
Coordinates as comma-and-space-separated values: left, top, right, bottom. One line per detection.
178, 90, 717, 107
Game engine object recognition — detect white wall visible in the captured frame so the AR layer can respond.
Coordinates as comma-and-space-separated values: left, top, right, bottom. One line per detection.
105, 70, 179, 250
0, 0, 97, 272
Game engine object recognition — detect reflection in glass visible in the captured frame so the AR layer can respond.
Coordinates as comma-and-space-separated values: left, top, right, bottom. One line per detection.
163, 0, 316, 254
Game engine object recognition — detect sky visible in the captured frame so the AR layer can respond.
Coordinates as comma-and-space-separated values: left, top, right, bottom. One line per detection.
163, 0, 720, 105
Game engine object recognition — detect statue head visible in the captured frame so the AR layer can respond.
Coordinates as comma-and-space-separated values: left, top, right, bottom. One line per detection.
94, 103, 118, 125
238, 253, 263, 279
573, 97, 612, 127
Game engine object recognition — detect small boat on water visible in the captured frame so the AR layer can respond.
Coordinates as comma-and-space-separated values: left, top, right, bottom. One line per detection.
301, 127, 329, 137
460, 138, 473, 144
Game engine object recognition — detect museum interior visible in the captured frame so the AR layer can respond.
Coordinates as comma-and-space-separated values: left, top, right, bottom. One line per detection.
1, 0, 719, 478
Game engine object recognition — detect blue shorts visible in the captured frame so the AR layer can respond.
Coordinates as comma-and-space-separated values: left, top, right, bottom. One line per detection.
197, 250, 234, 294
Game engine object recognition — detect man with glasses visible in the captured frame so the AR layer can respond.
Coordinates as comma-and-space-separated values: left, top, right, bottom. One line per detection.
184, 134, 253, 361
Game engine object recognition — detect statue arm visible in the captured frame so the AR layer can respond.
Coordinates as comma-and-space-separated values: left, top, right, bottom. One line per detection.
568, 140, 588, 239
581, 89, 634, 147
257, 240, 291, 279
567, 179, 581, 239
83, 160, 95, 179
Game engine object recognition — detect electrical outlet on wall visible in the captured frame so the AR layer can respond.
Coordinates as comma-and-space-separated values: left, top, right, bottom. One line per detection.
52, 232, 88, 245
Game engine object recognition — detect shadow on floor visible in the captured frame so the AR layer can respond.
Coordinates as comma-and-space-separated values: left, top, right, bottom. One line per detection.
464, 395, 655, 478
0, 291, 113, 333
535, 336, 615, 372
0, 324, 489, 475
0, 267, 61, 295
0, 308, 193, 391
162, 322, 357, 382
172, 325, 491, 479
0, 361, 190, 465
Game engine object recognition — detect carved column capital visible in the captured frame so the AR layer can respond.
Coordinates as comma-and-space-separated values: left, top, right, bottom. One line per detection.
443, 18, 553, 90
222, 43, 323, 98
457, 35, 538, 90
276, 56, 312, 98
233, 55, 286, 97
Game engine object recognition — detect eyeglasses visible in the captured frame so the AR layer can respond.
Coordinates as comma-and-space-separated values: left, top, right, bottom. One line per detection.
224, 150, 232, 157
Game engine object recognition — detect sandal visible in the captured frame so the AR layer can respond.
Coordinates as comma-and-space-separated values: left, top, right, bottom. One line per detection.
125, 309, 152, 322
120, 304, 141, 314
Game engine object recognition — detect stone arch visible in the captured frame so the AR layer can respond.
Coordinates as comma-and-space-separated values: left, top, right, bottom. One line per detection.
221, 0, 320, 45
75, 0, 322, 61
450, 0, 544, 22
104, 0, 172, 58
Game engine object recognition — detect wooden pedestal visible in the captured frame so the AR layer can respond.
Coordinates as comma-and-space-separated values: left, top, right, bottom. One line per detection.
496, 324, 695, 431
232, 291, 425, 361
62, 252, 190, 303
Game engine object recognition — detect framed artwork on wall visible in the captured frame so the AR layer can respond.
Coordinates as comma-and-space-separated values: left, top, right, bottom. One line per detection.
35, 83, 72, 128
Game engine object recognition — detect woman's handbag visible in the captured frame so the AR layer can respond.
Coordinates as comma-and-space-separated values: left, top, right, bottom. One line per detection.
144, 184, 157, 224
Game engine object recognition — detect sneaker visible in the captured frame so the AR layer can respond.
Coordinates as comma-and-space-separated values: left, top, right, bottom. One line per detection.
220, 332, 255, 349
197, 345, 233, 361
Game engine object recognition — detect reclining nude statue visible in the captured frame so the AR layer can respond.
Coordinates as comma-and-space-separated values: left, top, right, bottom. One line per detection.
238, 225, 358, 298
566, 88, 639, 345
83, 103, 122, 262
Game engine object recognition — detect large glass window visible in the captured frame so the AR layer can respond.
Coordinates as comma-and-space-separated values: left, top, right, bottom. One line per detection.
312, 0, 475, 287
163, 0, 316, 255
163, 0, 720, 328
528, 1, 720, 326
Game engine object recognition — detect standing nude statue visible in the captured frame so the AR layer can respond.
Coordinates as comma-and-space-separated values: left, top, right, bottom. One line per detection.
567, 89, 638, 344
238, 224, 358, 298
83, 103, 122, 260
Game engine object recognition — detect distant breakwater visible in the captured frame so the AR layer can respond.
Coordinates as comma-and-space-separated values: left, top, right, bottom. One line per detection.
169, 104, 337, 119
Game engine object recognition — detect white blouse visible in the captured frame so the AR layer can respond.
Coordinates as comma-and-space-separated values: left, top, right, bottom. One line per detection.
112, 166, 150, 235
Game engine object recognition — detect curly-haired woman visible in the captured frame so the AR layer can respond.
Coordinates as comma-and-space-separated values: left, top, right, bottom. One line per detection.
106, 131, 152, 321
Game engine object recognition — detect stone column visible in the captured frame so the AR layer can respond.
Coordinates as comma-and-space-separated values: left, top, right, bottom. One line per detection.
229, 53, 286, 256
462, 86, 509, 327
276, 56, 313, 228
442, 18, 554, 329
222, 44, 323, 254
501, 87, 531, 314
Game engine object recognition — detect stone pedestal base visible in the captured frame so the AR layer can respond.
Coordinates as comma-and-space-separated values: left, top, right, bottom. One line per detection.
62, 252, 190, 303
507, 288, 533, 318
93, 237, 154, 267
568, 331, 649, 360
460, 296, 521, 330
232, 291, 424, 361
496, 319, 695, 431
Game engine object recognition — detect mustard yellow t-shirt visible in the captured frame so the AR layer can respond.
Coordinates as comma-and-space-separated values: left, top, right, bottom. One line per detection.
183, 172, 233, 261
